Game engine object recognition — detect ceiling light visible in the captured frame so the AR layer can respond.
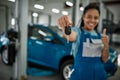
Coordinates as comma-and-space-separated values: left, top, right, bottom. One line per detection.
52, 8, 60, 13
32, 12, 38, 17
65, 1, 73, 7
62, 11, 68, 15
8, 0, 15, 2
80, 7, 84, 11
79, 4, 84, 11
34, 4, 44, 10
11, 18, 15, 25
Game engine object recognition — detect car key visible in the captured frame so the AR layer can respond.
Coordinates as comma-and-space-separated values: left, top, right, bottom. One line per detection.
65, 26, 71, 43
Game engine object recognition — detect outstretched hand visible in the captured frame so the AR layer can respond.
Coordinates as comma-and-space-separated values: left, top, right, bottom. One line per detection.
57, 15, 76, 42
57, 15, 72, 29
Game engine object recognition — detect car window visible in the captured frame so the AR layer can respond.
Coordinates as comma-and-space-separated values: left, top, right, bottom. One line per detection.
28, 26, 63, 44
49, 26, 66, 39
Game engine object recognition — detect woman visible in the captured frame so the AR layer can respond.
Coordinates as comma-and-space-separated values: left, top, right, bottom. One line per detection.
58, 4, 109, 80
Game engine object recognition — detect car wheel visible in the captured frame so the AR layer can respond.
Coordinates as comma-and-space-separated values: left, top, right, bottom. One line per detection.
1, 46, 9, 65
60, 60, 73, 80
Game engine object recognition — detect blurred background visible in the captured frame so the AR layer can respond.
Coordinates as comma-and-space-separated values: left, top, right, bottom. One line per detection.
0, 0, 120, 80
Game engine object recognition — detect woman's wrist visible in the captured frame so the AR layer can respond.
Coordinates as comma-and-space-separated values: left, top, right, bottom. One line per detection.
101, 46, 109, 62
103, 45, 109, 50
103, 47, 108, 50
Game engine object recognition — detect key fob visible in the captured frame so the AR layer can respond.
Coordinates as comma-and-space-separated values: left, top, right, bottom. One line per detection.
65, 26, 71, 35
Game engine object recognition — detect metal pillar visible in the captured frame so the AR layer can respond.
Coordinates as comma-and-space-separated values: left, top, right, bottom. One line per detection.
13, 0, 28, 80
18, 0, 28, 79
98, 0, 104, 33
72, 0, 81, 26
72, 0, 90, 27
72, 0, 76, 26
75, 0, 80, 26
12, 0, 19, 79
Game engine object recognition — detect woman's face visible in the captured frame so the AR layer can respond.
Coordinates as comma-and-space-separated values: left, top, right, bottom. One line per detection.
83, 9, 100, 31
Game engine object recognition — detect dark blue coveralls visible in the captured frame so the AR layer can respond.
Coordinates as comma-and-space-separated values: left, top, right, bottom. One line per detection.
70, 27, 107, 80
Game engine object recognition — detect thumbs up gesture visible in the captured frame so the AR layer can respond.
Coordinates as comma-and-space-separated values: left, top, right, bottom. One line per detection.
102, 28, 109, 48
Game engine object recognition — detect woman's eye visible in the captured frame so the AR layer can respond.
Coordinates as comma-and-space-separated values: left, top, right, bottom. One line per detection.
87, 15, 92, 19
94, 16, 99, 20
86, 15, 99, 20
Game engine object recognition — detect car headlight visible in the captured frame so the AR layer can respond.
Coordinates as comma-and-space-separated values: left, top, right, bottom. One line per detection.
1, 37, 9, 45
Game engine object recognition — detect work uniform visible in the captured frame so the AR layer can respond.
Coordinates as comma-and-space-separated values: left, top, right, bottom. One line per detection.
70, 27, 107, 80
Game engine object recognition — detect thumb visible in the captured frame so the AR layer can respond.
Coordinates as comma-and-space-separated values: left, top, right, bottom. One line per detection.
102, 28, 107, 36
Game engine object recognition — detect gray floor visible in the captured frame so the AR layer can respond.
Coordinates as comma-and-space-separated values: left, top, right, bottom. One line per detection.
0, 44, 120, 80
108, 67, 120, 80
0, 59, 12, 80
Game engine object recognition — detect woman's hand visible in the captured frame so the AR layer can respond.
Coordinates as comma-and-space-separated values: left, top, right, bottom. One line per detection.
58, 15, 72, 29
57, 15, 76, 42
101, 28, 109, 62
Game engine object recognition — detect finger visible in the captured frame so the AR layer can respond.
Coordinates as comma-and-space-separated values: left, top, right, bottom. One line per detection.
63, 15, 69, 22
58, 18, 63, 27
58, 19, 63, 28
64, 15, 72, 26
61, 16, 67, 27
103, 28, 107, 35
67, 19, 72, 27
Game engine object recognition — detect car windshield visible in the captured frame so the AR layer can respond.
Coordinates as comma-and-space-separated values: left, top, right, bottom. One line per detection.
49, 26, 65, 39
28, 25, 66, 41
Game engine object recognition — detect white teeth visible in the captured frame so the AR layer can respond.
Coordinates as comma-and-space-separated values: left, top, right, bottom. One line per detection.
89, 23, 94, 26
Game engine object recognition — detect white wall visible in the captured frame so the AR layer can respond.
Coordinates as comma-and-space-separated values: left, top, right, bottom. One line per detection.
38, 13, 49, 26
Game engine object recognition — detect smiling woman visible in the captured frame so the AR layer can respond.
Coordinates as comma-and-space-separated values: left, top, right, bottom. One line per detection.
57, 3, 110, 80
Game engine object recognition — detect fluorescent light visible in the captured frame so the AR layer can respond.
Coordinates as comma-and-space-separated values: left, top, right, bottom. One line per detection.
80, 7, 84, 11
65, 1, 73, 7
8, 0, 15, 2
11, 18, 15, 25
52, 8, 60, 13
34, 4, 44, 10
62, 11, 68, 15
32, 12, 38, 17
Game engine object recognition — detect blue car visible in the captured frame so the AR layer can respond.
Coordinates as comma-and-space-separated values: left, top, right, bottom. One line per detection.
1, 24, 118, 80
0, 32, 9, 65
27, 24, 118, 79
27, 24, 72, 79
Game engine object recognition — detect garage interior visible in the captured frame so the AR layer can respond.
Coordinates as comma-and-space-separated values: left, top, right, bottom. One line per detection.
0, 0, 120, 80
